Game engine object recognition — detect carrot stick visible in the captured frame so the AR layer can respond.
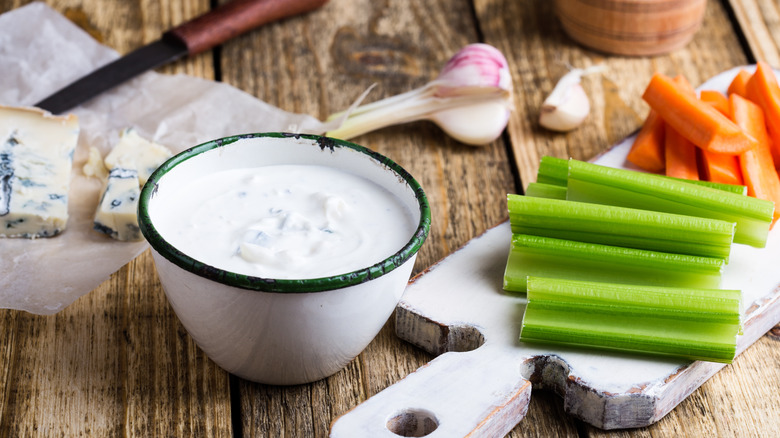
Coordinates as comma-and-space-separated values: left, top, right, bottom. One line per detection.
698, 93, 744, 185
662, 75, 700, 180
700, 150, 743, 185
625, 75, 693, 173
732, 93, 780, 224
665, 123, 700, 180
673, 74, 695, 94
745, 61, 780, 167
727, 69, 751, 98
700, 90, 730, 116
643, 73, 757, 155
626, 110, 665, 172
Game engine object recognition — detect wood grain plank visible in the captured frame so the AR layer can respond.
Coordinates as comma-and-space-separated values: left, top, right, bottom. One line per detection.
0, 311, 16, 426
728, 0, 780, 65
0, 0, 228, 436
0, 269, 128, 436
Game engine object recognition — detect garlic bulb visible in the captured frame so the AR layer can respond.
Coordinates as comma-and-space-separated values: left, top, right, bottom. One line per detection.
539, 65, 606, 132
325, 43, 514, 146
434, 43, 513, 98
429, 101, 511, 145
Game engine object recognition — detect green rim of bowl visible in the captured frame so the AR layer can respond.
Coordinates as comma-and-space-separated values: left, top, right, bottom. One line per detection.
137, 133, 431, 293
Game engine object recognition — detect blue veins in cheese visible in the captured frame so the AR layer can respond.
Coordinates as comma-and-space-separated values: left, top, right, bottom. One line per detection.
104, 128, 172, 186
0, 105, 80, 238
93, 168, 142, 241
93, 128, 172, 241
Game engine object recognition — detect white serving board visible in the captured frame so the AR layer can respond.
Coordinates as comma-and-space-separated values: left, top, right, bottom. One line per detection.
330, 66, 780, 437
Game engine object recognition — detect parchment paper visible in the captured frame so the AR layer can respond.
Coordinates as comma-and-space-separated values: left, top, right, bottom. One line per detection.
0, 2, 332, 314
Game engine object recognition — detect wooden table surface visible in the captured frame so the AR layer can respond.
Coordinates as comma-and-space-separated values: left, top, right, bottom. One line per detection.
1, 0, 779, 436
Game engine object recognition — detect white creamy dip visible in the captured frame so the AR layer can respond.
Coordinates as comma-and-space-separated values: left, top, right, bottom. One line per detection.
157, 164, 417, 279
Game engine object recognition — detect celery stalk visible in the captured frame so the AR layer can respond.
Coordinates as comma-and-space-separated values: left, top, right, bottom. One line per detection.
507, 194, 735, 259
537, 155, 747, 194
536, 156, 569, 186
504, 234, 724, 292
520, 277, 741, 363
566, 160, 774, 248
525, 182, 567, 199
665, 175, 747, 195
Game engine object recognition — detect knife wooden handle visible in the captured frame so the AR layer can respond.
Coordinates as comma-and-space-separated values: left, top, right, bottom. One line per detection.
165, 0, 329, 55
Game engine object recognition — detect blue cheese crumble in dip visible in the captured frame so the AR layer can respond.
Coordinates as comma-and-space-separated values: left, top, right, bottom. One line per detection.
157, 164, 417, 279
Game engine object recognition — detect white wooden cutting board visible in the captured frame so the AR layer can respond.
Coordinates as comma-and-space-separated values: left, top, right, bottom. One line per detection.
330, 67, 780, 437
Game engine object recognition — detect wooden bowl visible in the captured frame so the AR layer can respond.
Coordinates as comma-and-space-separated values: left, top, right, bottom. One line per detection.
554, 0, 707, 56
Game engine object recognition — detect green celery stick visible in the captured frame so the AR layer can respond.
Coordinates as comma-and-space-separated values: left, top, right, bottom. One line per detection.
525, 182, 567, 199
504, 234, 724, 292
507, 194, 735, 259
520, 277, 741, 363
665, 175, 747, 195
566, 159, 774, 248
536, 155, 747, 194
536, 156, 569, 186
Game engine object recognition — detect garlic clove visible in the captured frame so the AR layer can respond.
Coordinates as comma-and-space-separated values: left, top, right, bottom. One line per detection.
538, 65, 605, 132
539, 82, 591, 132
430, 101, 510, 145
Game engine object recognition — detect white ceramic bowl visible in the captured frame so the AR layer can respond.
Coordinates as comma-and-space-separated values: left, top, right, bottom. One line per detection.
137, 133, 430, 385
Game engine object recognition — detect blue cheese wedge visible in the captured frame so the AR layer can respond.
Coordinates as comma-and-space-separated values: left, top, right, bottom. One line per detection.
93, 128, 172, 241
0, 105, 80, 238
93, 168, 142, 241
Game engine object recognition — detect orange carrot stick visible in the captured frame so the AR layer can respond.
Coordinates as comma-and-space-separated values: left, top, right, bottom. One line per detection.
732, 93, 780, 224
700, 150, 743, 185
665, 123, 700, 180
643, 73, 757, 155
745, 61, 780, 167
626, 110, 665, 172
673, 74, 696, 95
700, 90, 730, 116
727, 69, 751, 98
662, 75, 700, 180
699, 93, 743, 185
626, 75, 693, 173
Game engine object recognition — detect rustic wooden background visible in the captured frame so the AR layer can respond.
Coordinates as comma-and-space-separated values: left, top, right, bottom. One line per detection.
0, 0, 779, 436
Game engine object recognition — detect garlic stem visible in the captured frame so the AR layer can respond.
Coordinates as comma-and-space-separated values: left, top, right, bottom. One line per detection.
329, 90, 510, 141
327, 85, 431, 121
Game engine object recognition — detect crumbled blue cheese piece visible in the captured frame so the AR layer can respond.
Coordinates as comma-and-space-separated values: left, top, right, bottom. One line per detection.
82, 146, 108, 179
104, 128, 172, 186
0, 106, 80, 238
93, 168, 142, 241
93, 128, 172, 241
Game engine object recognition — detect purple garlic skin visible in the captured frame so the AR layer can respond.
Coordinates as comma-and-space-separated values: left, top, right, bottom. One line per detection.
435, 43, 513, 98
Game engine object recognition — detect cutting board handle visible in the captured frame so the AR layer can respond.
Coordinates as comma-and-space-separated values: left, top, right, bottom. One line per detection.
165, 0, 328, 55
330, 347, 531, 437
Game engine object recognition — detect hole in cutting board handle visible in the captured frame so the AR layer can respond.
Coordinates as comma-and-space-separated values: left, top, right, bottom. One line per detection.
395, 306, 487, 355
386, 408, 439, 437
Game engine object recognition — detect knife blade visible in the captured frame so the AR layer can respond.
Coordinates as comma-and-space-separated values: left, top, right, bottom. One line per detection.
35, 0, 329, 114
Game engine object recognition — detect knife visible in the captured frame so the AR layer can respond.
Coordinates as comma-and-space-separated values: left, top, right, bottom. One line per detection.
35, 0, 329, 114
